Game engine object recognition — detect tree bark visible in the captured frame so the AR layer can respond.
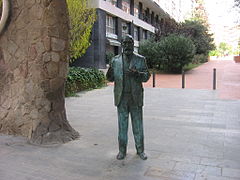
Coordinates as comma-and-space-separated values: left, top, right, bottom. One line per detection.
0, 0, 79, 144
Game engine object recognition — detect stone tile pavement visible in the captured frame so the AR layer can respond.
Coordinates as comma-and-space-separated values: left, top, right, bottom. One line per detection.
1, 86, 240, 180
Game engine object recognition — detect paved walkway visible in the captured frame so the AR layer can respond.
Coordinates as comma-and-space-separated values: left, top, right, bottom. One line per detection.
1, 86, 240, 180
143, 60, 240, 100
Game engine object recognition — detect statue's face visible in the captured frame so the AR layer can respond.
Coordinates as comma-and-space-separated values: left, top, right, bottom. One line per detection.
122, 38, 134, 56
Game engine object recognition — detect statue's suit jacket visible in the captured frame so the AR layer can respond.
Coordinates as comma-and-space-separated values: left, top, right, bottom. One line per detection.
106, 53, 150, 107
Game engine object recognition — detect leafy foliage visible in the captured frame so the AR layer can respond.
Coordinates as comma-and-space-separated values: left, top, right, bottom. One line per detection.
191, 0, 209, 25
180, 20, 215, 55
209, 42, 234, 57
157, 35, 196, 73
209, 50, 221, 57
138, 40, 159, 69
218, 42, 233, 56
66, 0, 96, 61
193, 54, 208, 64
65, 67, 106, 96
234, 0, 240, 8
105, 52, 115, 64
139, 35, 196, 73
155, 17, 179, 40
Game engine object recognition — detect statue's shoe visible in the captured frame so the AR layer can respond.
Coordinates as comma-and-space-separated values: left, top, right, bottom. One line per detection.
137, 152, 147, 160
116, 152, 126, 160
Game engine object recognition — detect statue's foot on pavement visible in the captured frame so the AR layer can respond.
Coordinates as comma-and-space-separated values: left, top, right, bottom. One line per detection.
116, 152, 126, 160
137, 152, 147, 160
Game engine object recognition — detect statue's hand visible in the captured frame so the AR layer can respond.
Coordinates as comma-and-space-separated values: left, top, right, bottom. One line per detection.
127, 69, 140, 76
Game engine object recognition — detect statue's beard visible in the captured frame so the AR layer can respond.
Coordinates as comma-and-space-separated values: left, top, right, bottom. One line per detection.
124, 49, 133, 56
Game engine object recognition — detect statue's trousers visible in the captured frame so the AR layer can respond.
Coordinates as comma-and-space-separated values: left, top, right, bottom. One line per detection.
117, 93, 144, 154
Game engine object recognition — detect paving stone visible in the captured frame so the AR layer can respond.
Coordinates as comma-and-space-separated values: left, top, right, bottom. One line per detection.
144, 167, 195, 180
222, 168, 240, 179
195, 174, 239, 180
200, 157, 240, 169
157, 153, 201, 164
174, 162, 221, 176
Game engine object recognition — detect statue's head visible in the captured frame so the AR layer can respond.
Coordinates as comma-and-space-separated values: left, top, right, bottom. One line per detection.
122, 35, 134, 56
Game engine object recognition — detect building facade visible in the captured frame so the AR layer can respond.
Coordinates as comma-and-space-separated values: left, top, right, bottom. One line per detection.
73, 0, 195, 68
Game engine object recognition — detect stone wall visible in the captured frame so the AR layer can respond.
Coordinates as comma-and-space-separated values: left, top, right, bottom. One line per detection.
0, 0, 79, 144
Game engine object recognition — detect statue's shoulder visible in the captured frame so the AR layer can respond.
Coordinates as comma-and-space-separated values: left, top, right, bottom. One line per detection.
133, 52, 145, 60
114, 54, 121, 59
111, 54, 122, 63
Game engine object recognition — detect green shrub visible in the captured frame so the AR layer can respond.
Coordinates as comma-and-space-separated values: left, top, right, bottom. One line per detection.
157, 34, 196, 73
106, 52, 115, 65
183, 63, 202, 71
209, 50, 220, 57
65, 67, 106, 96
193, 54, 208, 63
139, 40, 159, 68
180, 20, 215, 56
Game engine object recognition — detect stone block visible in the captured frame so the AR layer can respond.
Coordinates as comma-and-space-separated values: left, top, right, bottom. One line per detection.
29, 4, 44, 20
51, 52, 60, 62
35, 42, 45, 56
43, 52, 51, 62
48, 26, 60, 38
29, 46, 37, 60
40, 80, 50, 92
15, 10, 30, 30
51, 37, 66, 51
46, 62, 59, 78
42, 36, 51, 51
59, 61, 68, 78
50, 78, 64, 91
28, 28, 42, 41
25, 0, 35, 8
43, 10, 56, 26
7, 40, 18, 56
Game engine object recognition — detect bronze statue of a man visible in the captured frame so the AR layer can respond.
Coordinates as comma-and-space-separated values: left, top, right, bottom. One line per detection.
106, 35, 151, 160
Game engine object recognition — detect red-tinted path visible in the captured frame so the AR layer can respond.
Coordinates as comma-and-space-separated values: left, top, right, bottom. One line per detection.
143, 60, 240, 100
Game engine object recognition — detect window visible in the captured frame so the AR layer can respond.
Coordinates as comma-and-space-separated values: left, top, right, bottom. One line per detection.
105, 0, 117, 6
151, 12, 155, 25
134, 4, 139, 18
143, 9, 149, 23
155, 15, 159, 27
122, 0, 130, 14
134, 26, 139, 41
148, 32, 152, 40
106, 15, 116, 34
142, 30, 147, 40
122, 21, 130, 37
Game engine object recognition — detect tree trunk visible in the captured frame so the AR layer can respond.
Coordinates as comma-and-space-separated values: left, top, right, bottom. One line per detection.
0, 0, 79, 144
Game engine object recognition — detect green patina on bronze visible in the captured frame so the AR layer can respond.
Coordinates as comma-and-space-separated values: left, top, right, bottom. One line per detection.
106, 35, 150, 160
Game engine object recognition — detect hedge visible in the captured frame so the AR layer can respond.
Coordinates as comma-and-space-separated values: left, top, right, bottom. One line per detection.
65, 67, 106, 96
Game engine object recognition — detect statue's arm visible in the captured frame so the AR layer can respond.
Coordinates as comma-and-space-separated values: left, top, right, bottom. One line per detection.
106, 59, 114, 82
138, 58, 151, 82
